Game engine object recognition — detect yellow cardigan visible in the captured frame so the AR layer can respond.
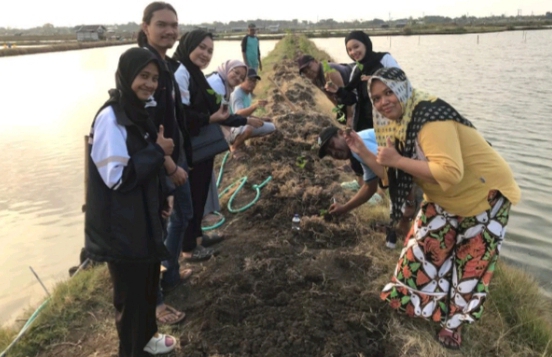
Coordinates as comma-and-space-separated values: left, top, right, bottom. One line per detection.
411, 121, 520, 216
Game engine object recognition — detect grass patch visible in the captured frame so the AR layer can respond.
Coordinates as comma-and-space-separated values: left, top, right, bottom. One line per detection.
0, 266, 111, 356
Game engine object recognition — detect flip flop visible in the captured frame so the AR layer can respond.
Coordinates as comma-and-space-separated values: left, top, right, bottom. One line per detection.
156, 305, 186, 326
183, 245, 214, 262
201, 233, 224, 247
161, 267, 193, 294
436, 328, 462, 350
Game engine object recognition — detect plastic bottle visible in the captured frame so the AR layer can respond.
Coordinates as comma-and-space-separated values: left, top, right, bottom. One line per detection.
292, 214, 301, 231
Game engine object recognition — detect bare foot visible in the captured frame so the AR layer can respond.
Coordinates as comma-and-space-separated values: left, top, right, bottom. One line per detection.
437, 327, 462, 350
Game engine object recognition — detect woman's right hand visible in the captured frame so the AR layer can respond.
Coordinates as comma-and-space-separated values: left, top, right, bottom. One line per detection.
170, 166, 188, 186
342, 129, 365, 155
210, 106, 230, 122
247, 117, 264, 128
324, 81, 338, 93
156, 125, 174, 156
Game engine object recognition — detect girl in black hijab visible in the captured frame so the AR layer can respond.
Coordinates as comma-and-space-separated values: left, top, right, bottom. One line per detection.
326, 30, 401, 131
172, 30, 249, 261
85, 47, 178, 356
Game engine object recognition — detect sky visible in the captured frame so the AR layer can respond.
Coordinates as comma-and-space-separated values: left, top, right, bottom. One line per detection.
1, 0, 550, 29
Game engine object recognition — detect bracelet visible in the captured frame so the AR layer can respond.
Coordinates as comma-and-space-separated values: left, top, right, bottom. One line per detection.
167, 165, 178, 176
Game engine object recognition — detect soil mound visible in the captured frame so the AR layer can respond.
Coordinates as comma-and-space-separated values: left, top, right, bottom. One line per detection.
169, 59, 393, 356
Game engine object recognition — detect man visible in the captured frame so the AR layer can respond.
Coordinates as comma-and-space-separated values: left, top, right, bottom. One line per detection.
241, 23, 262, 71
319, 126, 422, 249
297, 55, 354, 125
139, 1, 195, 329
229, 68, 275, 159
318, 126, 382, 220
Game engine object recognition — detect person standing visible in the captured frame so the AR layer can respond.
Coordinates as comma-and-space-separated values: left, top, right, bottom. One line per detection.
138, 1, 193, 327
85, 47, 176, 356
241, 23, 262, 71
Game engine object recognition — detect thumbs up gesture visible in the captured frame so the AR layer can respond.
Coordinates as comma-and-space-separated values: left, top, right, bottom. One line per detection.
376, 136, 401, 167
156, 125, 174, 156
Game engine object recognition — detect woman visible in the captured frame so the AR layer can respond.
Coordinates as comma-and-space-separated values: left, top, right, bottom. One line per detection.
172, 31, 261, 261
326, 31, 400, 197
84, 48, 177, 356
360, 67, 521, 349
207, 60, 266, 159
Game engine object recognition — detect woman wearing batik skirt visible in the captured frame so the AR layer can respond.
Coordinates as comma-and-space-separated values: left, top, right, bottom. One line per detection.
362, 67, 520, 349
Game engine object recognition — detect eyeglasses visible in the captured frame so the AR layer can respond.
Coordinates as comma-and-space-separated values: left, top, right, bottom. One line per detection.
231, 68, 246, 82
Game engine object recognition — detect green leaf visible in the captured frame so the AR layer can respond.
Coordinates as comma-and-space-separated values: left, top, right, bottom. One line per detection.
356, 61, 364, 71
439, 301, 448, 313
321, 60, 335, 74
206, 89, 215, 95
319, 209, 328, 217
397, 272, 404, 280
295, 156, 306, 169
407, 278, 417, 289
337, 114, 346, 124
401, 296, 411, 305
390, 289, 398, 298
410, 263, 421, 272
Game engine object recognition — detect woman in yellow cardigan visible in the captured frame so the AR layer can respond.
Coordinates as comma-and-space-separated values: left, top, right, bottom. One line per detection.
346, 67, 521, 349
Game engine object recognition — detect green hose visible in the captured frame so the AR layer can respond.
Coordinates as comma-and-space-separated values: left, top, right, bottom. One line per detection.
202, 151, 272, 231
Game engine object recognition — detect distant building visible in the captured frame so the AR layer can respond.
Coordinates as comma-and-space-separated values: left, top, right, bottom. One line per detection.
266, 24, 280, 33
231, 26, 248, 33
76, 25, 107, 41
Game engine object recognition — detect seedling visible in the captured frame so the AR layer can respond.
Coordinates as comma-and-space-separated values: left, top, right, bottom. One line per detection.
332, 104, 346, 123
356, 61, 364, 71
319, 209, 329, 217
295, 156, 306, 169
207, 89, 222, 105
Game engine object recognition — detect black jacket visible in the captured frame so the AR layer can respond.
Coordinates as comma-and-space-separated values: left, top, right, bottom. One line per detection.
336, 63, 384, 131
85, 103, 170, 263
144, 44, 193, 167
170, 64, 248, 137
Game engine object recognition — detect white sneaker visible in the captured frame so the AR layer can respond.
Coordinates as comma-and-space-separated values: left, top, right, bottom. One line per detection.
144, 333, 176, 355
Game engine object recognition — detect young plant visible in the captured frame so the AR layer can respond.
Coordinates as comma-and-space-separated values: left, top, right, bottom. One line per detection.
206, 89, 222, 105
295, 156, 306, 169
332, 104, 346, 123
355, 61, 364, 71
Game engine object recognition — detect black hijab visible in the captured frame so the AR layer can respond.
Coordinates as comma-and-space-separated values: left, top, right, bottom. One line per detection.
100, 47, 159, 140
173, 30, 219, 114
344, 31, 386, 91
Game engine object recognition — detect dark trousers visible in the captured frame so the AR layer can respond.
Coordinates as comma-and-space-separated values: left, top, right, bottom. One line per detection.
183, 158, 214, 252
108, 261, 160, 357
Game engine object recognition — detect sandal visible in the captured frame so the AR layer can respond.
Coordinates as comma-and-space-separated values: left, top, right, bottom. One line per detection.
436, 327, 462, 350
143, 333, 176, 354
201, 233, 224, 247
161, 267, 193, 294
182, 245, 214, 262
156, 305, 186, 326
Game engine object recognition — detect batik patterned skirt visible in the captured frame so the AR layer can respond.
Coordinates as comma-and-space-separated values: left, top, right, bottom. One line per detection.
381, 191, 511, 330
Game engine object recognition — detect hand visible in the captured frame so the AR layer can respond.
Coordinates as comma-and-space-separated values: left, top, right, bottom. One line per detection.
210, 106, 230, 122
247, 117, 264, 128
329, 203, 346, 216
324, 81, 338, 93
377, 137, 402, 168
342, 129, 366, 156
256, 100, 268, 108
261, 117, 273, 123
161, 196, 174, 219
360, 75, 371, 82
156, 125, 174, 156
169, 166, 188, 186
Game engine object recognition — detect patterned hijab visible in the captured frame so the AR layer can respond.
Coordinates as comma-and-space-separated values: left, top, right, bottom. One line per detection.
368, 67, 475, 221
216, 60, 248, 101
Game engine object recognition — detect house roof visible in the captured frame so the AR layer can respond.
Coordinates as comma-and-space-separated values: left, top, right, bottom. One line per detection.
76, 25, 107, 33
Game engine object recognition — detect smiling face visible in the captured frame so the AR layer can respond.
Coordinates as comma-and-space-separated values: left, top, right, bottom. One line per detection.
228, 66, 247, 87
346, 39, 367, 62
131, 62, 159, 101
301, 60, 319, 81
370, 80, 403, 120
326, 134, 350, 160
241, 77, 258, 92
189, 36, 214, 70
142, 9, 179, 53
